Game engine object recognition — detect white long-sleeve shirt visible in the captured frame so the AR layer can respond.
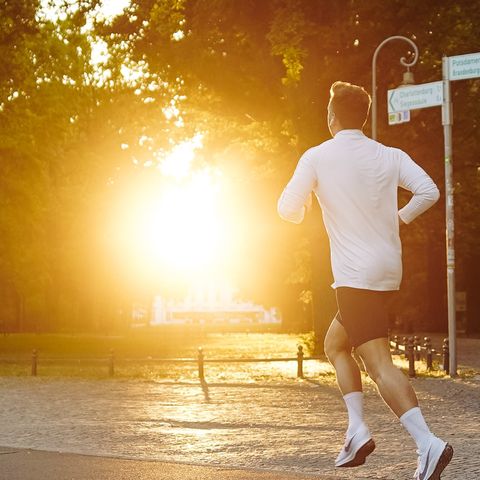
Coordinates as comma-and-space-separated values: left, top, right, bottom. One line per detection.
278, 129, 440, 291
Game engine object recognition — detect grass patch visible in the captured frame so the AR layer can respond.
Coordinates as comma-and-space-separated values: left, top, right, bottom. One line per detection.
0, 329, 203, 359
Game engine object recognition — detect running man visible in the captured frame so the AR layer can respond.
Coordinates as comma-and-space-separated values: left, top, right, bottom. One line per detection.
277, 81, 453, 479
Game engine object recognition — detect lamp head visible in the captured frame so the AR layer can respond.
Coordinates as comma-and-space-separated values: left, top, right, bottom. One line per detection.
402, 70, 415, 85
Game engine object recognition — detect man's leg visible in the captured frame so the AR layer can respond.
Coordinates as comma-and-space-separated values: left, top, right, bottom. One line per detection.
324, 316, 375, 468
355, 337, 417, 416
356, 337, 453, 479
324, 315, 362, 395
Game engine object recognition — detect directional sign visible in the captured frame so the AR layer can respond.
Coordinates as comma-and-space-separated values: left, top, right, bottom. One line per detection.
388, 81, 443, 113
448, 52, 480, 81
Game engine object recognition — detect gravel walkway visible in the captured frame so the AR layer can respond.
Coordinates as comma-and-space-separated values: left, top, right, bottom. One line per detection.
0, 370, 479, 479
1, 335, 479, 479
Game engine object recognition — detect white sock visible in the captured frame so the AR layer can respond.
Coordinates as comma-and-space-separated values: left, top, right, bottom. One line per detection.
400, 406, 433, 453
343, 391, 365, 435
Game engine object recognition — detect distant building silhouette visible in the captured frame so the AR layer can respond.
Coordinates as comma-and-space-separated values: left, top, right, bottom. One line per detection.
132, 284, 281, 328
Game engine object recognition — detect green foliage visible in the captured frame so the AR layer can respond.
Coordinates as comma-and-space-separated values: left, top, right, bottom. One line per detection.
267, 0, 314, 86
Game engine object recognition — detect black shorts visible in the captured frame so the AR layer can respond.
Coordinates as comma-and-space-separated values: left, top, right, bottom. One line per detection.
335, 287, 396, 348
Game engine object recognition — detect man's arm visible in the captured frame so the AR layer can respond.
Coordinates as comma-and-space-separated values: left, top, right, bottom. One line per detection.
277, 152, 316, 224
398, 152, 440, 224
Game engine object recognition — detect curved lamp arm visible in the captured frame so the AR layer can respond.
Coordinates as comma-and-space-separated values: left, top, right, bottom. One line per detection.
371, 36, 419, 140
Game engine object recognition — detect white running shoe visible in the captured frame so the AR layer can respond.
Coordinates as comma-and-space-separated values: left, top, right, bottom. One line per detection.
335, 424, 375, 468
414, 436, 453, 480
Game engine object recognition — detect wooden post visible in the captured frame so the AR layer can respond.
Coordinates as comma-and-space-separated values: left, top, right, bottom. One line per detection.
424, 337, 433, 371
407, 337, 416, 378
198, 347, 205, 382
31, 349, 37, 376
297, 345, 304, 378
442, 338, 450, 375
414, 335, 421, 361
393, 335, 400, 354
108, 349, 114, 377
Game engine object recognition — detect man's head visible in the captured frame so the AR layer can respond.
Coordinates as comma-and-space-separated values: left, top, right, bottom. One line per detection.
327, 81, 371, 136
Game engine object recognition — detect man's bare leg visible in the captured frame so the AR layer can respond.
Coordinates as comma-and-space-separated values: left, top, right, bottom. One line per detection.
324, 316, 362, 394
356, 337, 453, 478
324, 317, 375, 467
355, 337, 417, 416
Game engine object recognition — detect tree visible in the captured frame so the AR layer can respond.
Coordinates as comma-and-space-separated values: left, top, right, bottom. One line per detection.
1, 0, 478, 337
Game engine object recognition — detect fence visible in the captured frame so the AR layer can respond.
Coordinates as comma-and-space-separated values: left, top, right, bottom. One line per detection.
388, 335, 450, 377
23, 345, 317, 379
14, 338, 450, 379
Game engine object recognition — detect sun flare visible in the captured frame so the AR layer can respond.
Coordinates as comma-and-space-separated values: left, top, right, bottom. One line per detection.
139, 170, 225, 274
112, 135, 232, 282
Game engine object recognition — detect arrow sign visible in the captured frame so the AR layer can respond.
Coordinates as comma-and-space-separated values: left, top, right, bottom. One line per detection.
388, 81, 443, 113
449, 52, 480, 81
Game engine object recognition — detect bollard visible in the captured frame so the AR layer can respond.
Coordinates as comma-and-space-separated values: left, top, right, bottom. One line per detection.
414, 336, 421, 361
31, 349, 38, 376
108, 349, 114, 377
442, 338, 449, 375
424, 337, 433, 371
198, 347, 205, 382
297, 345, 304, 378
393, 335, 400, 354
407, 337, 416, 378
402, 336, 408, 358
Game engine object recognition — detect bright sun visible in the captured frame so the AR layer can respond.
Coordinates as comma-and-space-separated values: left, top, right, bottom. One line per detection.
139, 170, 225, 274
113, 136, 230, 281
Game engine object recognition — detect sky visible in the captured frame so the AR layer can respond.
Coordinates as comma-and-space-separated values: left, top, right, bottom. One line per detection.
39, 0, 131, 23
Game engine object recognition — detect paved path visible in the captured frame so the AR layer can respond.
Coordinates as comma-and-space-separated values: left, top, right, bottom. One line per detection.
0, 336, 479, 479
0, 447, 330, 480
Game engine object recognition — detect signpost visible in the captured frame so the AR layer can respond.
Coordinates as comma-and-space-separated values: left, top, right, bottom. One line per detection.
388, 81, 443, 113
387, 51, 480, 376
442, 56, 456, 378
448, 52, 480, 81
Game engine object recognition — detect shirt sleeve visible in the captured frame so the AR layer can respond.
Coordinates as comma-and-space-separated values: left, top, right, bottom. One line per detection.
277, 151, 317, 224
397, 151, 440, 224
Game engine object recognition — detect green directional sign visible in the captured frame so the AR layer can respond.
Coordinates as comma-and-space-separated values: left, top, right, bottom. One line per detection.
449, 52, 480, 81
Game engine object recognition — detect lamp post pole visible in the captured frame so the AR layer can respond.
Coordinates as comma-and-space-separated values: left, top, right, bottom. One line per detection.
371, 36, 419, 140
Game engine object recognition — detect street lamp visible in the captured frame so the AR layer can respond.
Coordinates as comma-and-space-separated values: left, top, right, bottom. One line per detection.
371, 36, 419, 140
